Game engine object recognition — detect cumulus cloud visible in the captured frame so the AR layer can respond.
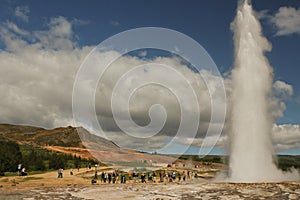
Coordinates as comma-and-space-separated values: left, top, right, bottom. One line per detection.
273, 80, 293, 98
138, 51, 147, 57
272, 124, 300, 150
0, 17, 93, 128
5, 21, 29, 36
14, 6, 30, 22
224, 77, 293, 122
270, 80, 294, 120
34, 16, 75, 50
0, 16, 298, 152
119, 122, 300, 152
169, 123, 300, 152
0, 16, 225, 151
271, 7, 300, 36
257, 6, 300, 36
106, 132, 170, 151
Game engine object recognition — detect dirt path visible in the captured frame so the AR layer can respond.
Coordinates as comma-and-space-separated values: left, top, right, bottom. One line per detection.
43, 146, 94, 159
0, 167, 115, 190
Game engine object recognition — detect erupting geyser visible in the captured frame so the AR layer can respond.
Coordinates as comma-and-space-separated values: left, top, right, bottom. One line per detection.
228, 0, 299, 182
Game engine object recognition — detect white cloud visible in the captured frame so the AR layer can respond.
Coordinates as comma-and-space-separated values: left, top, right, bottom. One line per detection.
0, 17, 93, 128
105, 131, 169, 151
15, 6, 30, 22
270, 80, 294, 120
224, 77, 293, 121
271, 7, 300, 36
0, 16, 229, 152
274, 80, 293, 98
175, 134, 227, 149
272, 124, 300, 150
172, 124, 300, 152
110, 20, 120, 26
5, 21, 29, 36
0, 16, 299, 152
255, 9, 270, 20
93, 54, 222, 139
72, 18, 90, 26
138, 51, 147, 57
139, 123, 300, 152
0, 23, 29, 52
0, 17, 223, 136
34, 16, 75, 50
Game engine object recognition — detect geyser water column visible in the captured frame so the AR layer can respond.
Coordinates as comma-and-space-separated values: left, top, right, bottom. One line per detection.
228, 0, 299, 182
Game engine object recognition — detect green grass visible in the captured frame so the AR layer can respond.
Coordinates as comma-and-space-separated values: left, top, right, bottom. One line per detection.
178, 155, 224, 163
112, 161, 150, 167
3, 172, 18, 177
20, 177, 43, 181
26, 170, 52, 175
3, 170, 54, 177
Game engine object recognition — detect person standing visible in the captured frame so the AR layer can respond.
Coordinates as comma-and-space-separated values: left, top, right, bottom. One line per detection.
101, 172, 105, 183
183, 171, 186, 181
58, 168, 63, 178
141, 173, 146, 183
17, 163, 22, 175
108, 173, 112, 183
21, 167, 27, 176
178, 172, 181, 182
171, 171, 176, 181
112, 172, 117, 183
103, 172, 107, 183
160, 171, 164, 183
148, 172, 153, 182
121, 174, 126, 184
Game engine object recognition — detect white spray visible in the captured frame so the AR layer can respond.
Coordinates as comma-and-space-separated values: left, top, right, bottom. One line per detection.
228, 0, 299, 182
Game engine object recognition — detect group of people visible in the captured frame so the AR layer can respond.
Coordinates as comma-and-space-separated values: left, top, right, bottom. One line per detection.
91, 170, 195, 185
17, 164, 28, 176
52, 164, 196, 185
138, 170, 192, 183
92, 171, 119, 185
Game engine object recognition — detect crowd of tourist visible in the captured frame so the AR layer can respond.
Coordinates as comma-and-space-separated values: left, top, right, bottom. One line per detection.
17, 162, 200, 185
91, 170, 198, 185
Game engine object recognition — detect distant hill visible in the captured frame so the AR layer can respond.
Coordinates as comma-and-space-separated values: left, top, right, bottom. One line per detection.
0, 124, 173, 166
0, 124, 119, 149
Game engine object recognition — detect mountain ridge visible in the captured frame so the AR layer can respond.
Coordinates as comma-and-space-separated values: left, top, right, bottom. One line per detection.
0, 124, 119, 149
0, 124, 173, 165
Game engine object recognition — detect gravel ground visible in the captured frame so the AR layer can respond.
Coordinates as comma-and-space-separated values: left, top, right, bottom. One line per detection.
1, 181, 300, 200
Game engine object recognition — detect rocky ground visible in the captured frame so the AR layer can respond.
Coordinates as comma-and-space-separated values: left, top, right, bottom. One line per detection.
1, 168, 299, 200
1, 181, 300, 200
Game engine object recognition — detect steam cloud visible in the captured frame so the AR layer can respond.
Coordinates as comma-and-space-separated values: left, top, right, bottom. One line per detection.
228, 0, 299, 182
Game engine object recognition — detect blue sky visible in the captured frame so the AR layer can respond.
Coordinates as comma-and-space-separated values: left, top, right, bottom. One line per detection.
1, 0, 299, 124
0, 0, 299, 155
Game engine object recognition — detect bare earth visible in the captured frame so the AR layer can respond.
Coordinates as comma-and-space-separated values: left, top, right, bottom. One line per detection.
0, 169, 300, 200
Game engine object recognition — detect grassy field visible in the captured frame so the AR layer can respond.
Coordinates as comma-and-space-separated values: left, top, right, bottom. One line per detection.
178, 154, 300, 171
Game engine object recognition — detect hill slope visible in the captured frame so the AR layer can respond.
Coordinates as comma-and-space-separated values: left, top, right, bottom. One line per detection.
0, 124, 118, 149
0, 124, 173, 166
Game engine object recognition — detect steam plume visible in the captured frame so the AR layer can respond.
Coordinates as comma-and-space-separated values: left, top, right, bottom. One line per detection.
228, 0, 299, 182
